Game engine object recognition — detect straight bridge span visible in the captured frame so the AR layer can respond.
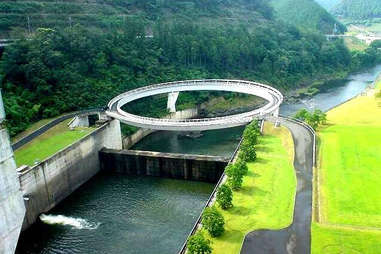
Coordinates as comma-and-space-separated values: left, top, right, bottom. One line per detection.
106, 80, 283, 131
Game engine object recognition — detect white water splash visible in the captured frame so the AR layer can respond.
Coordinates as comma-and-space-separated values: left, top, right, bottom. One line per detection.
40, 214, 100, 230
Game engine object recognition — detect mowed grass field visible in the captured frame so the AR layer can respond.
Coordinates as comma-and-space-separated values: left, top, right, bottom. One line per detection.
207, 122, 296, 253
14, 119, 94, 167
312, 83, 381, 253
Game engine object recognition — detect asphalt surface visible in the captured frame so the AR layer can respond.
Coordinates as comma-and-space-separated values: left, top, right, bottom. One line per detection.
240, 118, 314, 254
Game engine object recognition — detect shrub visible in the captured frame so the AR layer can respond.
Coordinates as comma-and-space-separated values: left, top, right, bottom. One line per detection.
243, 128, 259, 146
225, 164, 244, 190
187, 231, 212, 254
235, 159, 248, 175
239, 141, 257, 163
216, 184, 233, 209
202, 206, 225, 237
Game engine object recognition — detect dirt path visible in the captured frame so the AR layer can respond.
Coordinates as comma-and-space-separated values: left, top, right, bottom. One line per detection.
240, 118, 314, 254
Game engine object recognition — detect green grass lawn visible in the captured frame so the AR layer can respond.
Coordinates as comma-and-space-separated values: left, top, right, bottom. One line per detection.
312, 84, 381, 253
14, 119, 94, 167
206, 122, 296, 253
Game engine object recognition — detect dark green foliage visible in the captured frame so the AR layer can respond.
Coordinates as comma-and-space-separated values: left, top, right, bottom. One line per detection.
239, 141, 257, 163
235, 160, 249, 176
225, 163, 244, 190
0, 0, 376, 137
202, 206, 225, 237
187, 231, 212, 254
243, 120, 260, 145
333, 0, 381, 19
271, 0, 346, 34
216, 184, 233, 210
294, 108, 327, 129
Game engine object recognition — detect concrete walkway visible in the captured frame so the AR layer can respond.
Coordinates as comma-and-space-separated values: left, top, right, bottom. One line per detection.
240, 118, 314, 254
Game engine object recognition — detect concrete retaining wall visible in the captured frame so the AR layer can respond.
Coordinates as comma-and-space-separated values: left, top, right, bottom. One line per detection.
99, 149, 228, 183
0, 129, 25, 254
123, 108, 198, 149
17, 120, 122, 230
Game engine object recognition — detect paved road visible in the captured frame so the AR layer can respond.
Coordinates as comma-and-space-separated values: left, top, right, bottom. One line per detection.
240, 118, 313, 254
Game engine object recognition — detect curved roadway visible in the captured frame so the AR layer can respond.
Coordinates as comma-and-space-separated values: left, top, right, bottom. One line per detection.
240, 117, 313, 254
106, 80, 283, 131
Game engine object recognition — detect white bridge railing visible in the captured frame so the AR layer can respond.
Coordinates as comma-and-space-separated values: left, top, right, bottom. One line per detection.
107, 80, 283, 131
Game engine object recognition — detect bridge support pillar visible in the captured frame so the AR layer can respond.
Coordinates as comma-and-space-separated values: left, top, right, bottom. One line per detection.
167, 92, 179, 113
272, 107, 280, 118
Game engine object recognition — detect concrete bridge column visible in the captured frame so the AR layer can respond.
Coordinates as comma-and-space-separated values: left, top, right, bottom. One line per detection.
273, 107, 280, 118
167, 92, 179, 113
0, 90, 26, 254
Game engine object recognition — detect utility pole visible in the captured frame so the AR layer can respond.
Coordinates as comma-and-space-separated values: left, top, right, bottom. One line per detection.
27, 16, 31, 36
69, 16, 72, 29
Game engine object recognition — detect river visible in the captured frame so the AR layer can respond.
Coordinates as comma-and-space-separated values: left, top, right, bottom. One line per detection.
16, 64, 381, 254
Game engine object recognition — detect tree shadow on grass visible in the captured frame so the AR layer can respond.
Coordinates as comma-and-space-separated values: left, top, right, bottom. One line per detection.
246, 171, 260, 178
254, 157, 269, 164
256, 146, 273, 153
239, 186, 268, 197
226, 205, 252, 217
218, 229, 244, 243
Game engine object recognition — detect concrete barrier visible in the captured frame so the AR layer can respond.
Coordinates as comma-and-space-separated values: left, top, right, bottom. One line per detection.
99, 149, 228, 183
17, 119, 122, 230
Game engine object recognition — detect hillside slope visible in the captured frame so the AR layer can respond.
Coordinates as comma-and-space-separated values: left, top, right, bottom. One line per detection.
0, 0, 272, 38
271, 0, 345, 33
333, 0, 381, 19
0, 0, 366, 138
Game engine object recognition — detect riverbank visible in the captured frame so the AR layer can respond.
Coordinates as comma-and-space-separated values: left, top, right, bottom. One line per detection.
312, 79, 381, 253
203, 122, 296, 253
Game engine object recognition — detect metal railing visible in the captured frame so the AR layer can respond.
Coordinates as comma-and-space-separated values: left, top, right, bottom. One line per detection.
278, 115, 317, 167
107, 80, 283, 130
177, 136, 244, 254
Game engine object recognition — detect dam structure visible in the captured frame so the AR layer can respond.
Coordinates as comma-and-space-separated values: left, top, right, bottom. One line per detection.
1, 80, 284, 253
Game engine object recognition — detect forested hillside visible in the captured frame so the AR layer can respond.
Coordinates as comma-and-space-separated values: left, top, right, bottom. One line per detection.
0, 0, 272, 37
1, 0, 380, 136
271, 0, 345, 33
313, 0, 341, 11
333, 0, 381, 19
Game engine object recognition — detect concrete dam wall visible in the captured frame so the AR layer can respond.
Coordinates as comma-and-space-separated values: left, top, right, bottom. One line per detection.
17, 119, 122, 230
0, 129, 25, 254
100, 149, 229, 183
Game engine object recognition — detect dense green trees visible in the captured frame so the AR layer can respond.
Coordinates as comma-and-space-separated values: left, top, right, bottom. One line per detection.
271, 0, 346, 34
294, 108, 327, 129
333, 0, 381, 20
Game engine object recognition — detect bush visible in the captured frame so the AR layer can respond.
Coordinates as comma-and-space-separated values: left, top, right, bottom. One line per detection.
202, 206, 225, 237
239, 140, 257, 163
216, 184, 233, 209
187, 231, 212, 254
225, 164, 244, 190
235, 159, 248, 175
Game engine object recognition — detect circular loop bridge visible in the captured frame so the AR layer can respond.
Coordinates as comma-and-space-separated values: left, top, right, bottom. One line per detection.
106, 80, 283, 131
